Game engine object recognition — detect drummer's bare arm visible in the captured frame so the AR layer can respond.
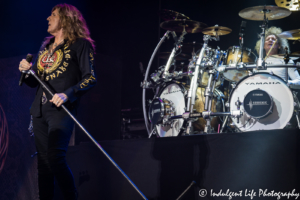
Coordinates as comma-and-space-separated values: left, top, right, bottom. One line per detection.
288, 68, 300, 85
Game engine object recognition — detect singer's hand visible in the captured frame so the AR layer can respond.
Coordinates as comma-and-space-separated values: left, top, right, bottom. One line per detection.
49, 93, 68, 107
19, 59, 32, 72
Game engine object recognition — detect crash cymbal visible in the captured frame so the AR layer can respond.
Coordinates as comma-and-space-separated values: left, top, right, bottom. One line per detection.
275, 0, 300, 11
277, 29, 300, 40
160, 20, 207, 33
202, 25, 232, 36
239, 5, 291, 21
158, 52, 191, 60
159, 9, 190, 21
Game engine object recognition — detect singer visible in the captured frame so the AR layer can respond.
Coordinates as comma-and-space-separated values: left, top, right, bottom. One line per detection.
18, 4, 96, 200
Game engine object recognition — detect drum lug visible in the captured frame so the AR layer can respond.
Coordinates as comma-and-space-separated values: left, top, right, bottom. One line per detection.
225, 102, 230, 108
248, 49, 251, 56
248, 70, 253, 76
231, 83, 236, 89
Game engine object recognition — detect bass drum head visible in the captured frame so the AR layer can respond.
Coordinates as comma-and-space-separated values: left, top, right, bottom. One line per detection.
229, 73, 294, 131
156, 83, 186, 137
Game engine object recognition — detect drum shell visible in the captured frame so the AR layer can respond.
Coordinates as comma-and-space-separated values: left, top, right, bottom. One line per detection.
154, 82, 224, 136
192, 87, 223, 131
228, 72, 294, 132
223, 46, 257, 82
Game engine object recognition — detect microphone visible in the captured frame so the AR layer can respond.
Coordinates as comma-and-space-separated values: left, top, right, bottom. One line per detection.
19, 54, 33, 86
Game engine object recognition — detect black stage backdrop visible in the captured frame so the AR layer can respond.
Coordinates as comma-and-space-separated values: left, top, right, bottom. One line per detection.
1, 0, 300, 199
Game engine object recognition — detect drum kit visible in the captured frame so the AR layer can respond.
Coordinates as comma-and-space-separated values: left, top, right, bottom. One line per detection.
141, 5, 300, 137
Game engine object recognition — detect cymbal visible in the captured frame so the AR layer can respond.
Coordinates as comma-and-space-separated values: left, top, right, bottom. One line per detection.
202, 25, 232, 36
158, 9, 190, 21
275, 0, 300, 11
158, 52, 191, 60
277, 29, 300, 40
239, 5, 291, 21
160, 20, 207, 33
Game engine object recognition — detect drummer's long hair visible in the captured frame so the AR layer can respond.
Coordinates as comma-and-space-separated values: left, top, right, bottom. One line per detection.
255, 26, 289, 55
41, 3, 95, 51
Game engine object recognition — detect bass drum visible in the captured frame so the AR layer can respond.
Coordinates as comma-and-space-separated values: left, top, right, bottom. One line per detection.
229, 73, 294, 131
149, 82, 224, 137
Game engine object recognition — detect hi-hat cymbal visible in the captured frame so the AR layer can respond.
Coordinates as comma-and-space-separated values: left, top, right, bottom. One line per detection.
277, 29, 300, 40
158, 52, 191, 60
159, 9, 190, 21
275, 0, 300, 11
239, 5, 291, 21
202, 25, 232, 36
160, 20, 207, 33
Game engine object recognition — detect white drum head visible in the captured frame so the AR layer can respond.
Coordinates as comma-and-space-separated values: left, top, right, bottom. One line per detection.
229, 73, 294, 131
156, 83, 186, 137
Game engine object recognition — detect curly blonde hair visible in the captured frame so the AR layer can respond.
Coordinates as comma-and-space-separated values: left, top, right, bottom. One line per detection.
42, 4, 95, 51
255, 26, 289, 55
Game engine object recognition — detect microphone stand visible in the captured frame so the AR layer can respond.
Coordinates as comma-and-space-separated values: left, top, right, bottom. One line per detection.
26, 69, 148, 200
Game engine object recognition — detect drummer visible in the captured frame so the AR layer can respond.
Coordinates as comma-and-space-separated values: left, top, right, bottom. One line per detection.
254, 26, 300, 85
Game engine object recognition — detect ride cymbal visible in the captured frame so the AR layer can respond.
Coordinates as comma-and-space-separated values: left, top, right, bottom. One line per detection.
159, 9, 190, 21
277, 29, 300, 40
275, 0, 300, 11
239, 5, 291, 21
160, 20, 207, 33
202, 25, 232, 36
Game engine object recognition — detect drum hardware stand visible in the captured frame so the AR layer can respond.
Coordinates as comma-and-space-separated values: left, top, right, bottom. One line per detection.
185, 35, 209, 134
163, 29, 187, 81
283, 47, 290, 83
143, 31, 171, 134
292, 91, 300, 129
256, 6, 269, 70
25, 69, 148, 200
176, 181, 196, 200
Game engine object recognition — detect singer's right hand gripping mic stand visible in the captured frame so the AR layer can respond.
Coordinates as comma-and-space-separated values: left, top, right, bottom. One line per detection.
21, 68, 148, 200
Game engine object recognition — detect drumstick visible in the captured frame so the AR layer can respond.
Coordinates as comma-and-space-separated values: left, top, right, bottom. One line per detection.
264, 39, 277, 60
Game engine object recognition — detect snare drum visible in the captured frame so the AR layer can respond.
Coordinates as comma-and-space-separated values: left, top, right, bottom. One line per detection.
229, 73, 294, 132
223, 46, 257, 82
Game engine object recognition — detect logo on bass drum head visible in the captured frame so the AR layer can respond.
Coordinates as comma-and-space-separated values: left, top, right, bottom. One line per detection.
243, 89, 273, 119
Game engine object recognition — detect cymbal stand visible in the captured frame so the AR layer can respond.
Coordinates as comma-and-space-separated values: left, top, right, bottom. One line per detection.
185, 35, 217, 134
162, 28, 187, 80
257, 6, 269, 70
142, 31, 171, 135
204, 69, 219, 133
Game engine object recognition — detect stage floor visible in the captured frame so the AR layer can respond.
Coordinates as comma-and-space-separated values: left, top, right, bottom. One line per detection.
61, 129, 300, 200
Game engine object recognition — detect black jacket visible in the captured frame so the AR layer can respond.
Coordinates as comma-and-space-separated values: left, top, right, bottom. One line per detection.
24, 37, 97, 117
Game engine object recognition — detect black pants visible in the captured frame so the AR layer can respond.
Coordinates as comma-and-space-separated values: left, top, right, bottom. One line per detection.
33, 101, 77, 200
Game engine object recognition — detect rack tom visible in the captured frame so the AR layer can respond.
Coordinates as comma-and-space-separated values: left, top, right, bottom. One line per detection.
223, 46, 257, 82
